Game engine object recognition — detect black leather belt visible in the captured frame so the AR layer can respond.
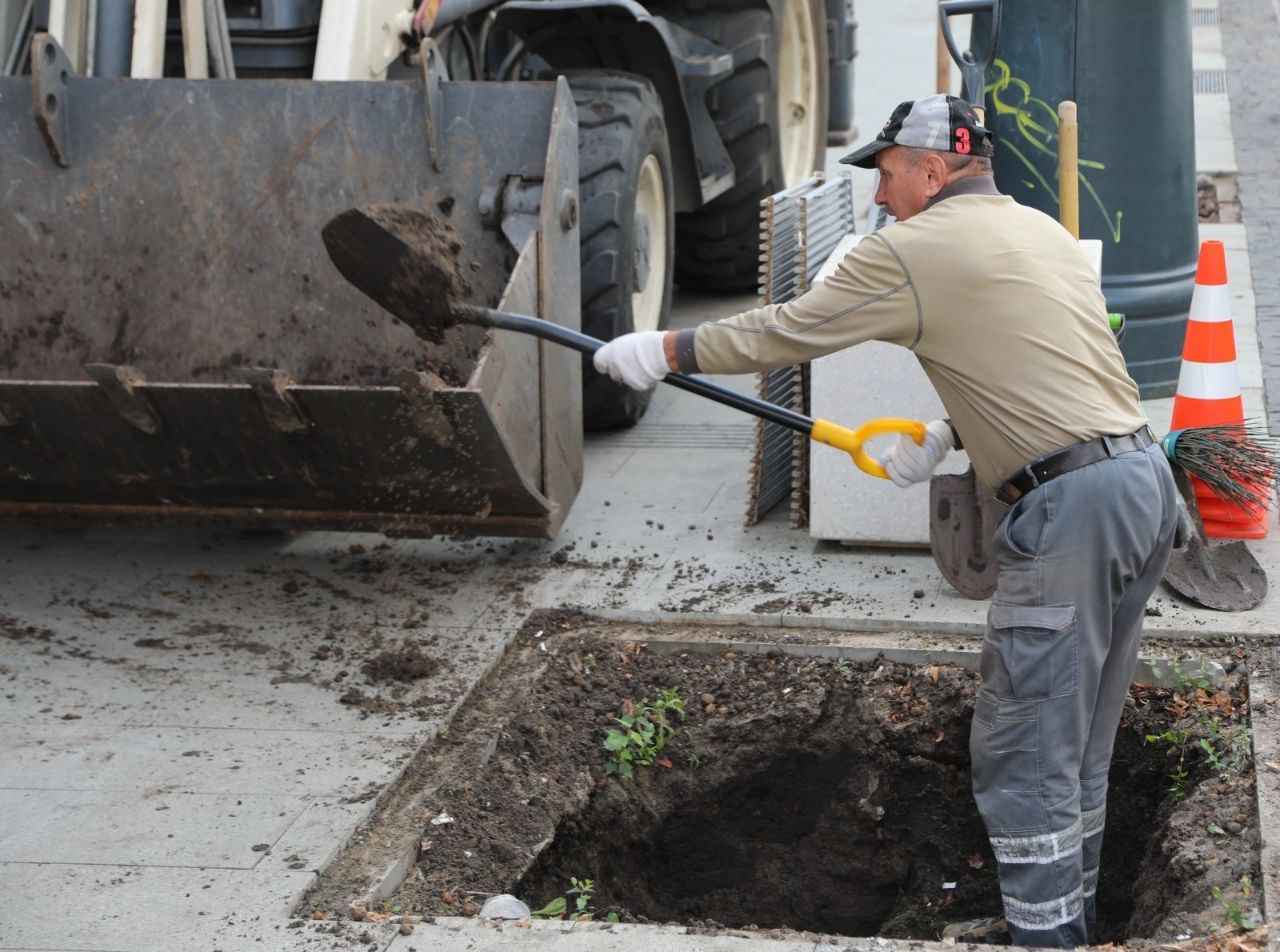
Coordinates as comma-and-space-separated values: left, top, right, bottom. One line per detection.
996, 427, 1155, 505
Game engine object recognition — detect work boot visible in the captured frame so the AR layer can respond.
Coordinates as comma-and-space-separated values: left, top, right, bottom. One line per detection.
941, 915, 1010, 945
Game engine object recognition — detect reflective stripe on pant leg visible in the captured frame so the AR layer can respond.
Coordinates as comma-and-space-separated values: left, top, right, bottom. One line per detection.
971, 691, 1086, 942
1004, 884, 1086, 931
989, 816, 1083, 864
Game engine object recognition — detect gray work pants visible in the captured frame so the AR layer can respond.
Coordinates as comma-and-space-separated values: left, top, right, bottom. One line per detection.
970, 443, 1178, 948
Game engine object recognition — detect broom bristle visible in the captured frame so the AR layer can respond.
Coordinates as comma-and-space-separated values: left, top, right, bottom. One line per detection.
1167, 420, 1279, 513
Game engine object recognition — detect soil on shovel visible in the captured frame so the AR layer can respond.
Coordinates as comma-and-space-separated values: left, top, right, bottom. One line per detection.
304, 614, 1262, 945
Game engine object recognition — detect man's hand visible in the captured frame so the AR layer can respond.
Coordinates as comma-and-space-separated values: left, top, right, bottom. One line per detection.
884, 419, 955, 488
592, 331, 671, 390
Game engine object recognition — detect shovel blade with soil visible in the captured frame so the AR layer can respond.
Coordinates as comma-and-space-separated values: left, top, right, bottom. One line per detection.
1164, 466, 1268, 611
321, 206, 476, 344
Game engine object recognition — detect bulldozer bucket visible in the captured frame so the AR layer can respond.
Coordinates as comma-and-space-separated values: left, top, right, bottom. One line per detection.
0, 37, 583, 538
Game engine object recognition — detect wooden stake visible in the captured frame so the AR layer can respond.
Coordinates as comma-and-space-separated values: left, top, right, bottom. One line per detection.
1058, 100, 1080, 239
130, 0, 166, 78
936, 22, 950, 95
180, 0, 208, 78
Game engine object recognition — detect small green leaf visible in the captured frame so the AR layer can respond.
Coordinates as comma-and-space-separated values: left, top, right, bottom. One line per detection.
531, 896, 567, 919
1208, 823, 1227, 836
607, 911, 620, 923
603, 730, 628, 751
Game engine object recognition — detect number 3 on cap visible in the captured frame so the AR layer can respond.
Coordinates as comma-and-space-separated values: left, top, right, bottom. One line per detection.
955, 127, 971, 154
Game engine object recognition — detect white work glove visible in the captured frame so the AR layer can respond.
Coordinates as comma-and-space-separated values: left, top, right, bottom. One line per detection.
883, 419, 955, 488
592, 331, 670, 390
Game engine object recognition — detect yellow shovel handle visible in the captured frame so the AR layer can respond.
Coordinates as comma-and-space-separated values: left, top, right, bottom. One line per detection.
810, 417, 928, 479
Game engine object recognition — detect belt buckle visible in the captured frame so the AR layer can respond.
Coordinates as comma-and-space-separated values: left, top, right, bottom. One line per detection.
1021, 462, 1042, 491
998, 459, 1046, 506
1000, 463, 1040, 505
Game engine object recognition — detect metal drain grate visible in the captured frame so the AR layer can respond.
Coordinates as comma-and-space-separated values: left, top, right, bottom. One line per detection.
1195, 69, 1228, 95
1192, 7, 1220, 26
592, 423, 756, 450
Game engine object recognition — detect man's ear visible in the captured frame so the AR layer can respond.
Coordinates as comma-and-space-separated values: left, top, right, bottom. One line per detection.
923, 153, 950, 196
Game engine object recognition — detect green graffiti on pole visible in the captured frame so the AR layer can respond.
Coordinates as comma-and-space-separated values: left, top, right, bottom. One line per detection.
985, 59, 1124, 244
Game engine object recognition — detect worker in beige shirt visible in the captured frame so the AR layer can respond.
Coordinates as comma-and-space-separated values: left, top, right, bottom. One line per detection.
594, 95, 1179, 949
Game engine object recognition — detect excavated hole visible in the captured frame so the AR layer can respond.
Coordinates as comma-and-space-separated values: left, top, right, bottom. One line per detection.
516, 696, 1178, 941
354, 625, 1260, 945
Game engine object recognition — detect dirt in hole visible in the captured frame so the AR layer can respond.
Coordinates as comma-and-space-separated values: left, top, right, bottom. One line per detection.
312, 617, 1261, 944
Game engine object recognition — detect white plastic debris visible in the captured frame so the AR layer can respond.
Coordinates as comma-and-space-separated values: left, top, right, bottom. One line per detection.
480, 895, 532, 921
942, 881, 957, 890
430, 811, 455, 826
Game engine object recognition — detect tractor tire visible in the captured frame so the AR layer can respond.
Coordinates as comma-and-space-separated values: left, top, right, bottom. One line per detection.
673, 1, 828, 292
569, 71, 676, 431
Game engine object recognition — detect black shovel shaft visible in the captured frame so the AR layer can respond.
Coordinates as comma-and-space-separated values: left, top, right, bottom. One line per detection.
458, 305, 814, 434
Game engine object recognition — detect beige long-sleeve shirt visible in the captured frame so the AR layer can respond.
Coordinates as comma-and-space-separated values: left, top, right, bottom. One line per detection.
674, 177, 1147, 490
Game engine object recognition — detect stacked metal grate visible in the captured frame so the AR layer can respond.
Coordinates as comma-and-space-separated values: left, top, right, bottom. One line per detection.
746, 173, 856, 528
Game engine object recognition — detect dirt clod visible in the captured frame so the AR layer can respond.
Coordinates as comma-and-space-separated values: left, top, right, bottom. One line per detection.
360, 642, 443, 684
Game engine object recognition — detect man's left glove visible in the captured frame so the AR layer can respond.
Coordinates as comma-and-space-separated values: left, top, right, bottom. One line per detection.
884, 419, 955, 488
592, 331, 670, 390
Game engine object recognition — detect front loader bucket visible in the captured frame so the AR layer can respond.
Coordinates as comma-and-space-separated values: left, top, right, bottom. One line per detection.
0, 38, 582, 538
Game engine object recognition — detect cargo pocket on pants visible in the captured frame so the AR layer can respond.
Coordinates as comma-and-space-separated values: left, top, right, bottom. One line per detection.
981, 603, 1078, 701
971, 691, 1043, 832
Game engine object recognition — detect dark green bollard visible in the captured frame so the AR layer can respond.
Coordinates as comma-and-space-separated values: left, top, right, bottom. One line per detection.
826, 0, 859, 145
972, 1, 1198, 398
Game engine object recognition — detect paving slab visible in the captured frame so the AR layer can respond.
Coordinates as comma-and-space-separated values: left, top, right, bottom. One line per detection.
254, 797, 375, 877
0, 656, 178, 732
0, 725, 418, 798
0, 789, 308, 868
125, 625, 513, 736
0, 863, 316, 952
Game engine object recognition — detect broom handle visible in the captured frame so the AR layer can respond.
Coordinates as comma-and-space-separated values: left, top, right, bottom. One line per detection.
1058, 100, 1080, 239
936, 22, 951, 94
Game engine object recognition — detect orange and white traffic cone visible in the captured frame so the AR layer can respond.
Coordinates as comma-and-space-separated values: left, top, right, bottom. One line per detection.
1168, 240, 1270, 539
